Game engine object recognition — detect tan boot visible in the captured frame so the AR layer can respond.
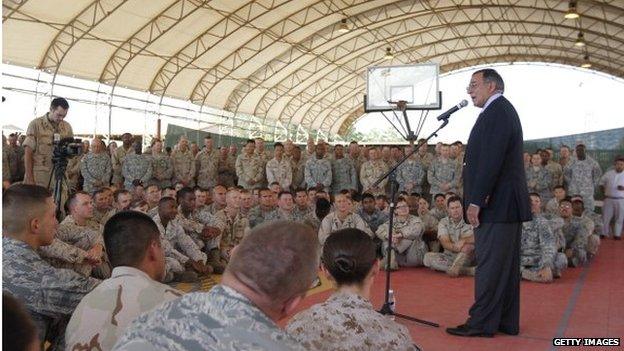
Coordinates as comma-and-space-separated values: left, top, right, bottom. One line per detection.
382, 250, 399, 271
447, 253, 469, 277
459, 266, 476, 276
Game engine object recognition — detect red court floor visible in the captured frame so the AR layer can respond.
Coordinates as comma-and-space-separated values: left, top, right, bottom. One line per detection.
283, 239, 624, 351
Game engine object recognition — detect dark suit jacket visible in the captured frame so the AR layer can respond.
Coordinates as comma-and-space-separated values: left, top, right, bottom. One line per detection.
463, 96, 531, 223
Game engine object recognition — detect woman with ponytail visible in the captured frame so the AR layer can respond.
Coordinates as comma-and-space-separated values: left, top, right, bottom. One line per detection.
286, 228, 417, 351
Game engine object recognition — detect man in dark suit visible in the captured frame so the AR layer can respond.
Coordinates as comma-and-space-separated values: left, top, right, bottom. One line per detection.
446, 68, 531, 337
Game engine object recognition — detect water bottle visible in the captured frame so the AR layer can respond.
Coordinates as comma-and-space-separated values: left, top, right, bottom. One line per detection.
388, 289, 396, 320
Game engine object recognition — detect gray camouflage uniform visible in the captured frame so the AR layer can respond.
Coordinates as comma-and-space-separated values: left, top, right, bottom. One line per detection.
356, 207, 389, 233
247, 206, 278, 228
3, 237, 99, 349
113, 285, 304, 351
555, 217, 589, 267
152, 214, 207, 264
305, 157, 332, 192
360, 160, 388, 196
521, 215, 567, 280
152, 214, 192, 281
526, 165, 552, 203
564, 157, 602, 211
81, 152, 112, 194
397, 158, 425, 194
427, 158, 458, 195
376, 215, 427, 269
286, 291, 417, 351
111, 146, 134, 186
122, 154, 152, 190
331, 157, 357, 194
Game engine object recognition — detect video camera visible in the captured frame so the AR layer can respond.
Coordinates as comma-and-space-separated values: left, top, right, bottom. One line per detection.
53, 136, 83, 160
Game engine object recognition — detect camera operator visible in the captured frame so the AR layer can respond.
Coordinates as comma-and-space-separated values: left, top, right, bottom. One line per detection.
23, 97, 74, 189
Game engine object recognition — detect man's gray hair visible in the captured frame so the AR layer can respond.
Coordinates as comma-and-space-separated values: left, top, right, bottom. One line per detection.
474, 68, 505, 93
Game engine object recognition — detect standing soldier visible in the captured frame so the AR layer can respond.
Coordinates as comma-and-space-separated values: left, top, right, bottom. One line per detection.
564, 144, 602, 212
360, 147, 388, 196
236, 139, 264, 189
331, 144, 357, 194
541, 148, 563, 188
266, 142, 292, 190
23, 97, 74, 189
427, 144, 459, 196
111, 133, 134, 188
195, 135, 219, 189
290, 146, 306, 190
149, 139, 173, 188
254, 137, 271, 187
397, 145, 425, 194
81, 138, 111, 194
217, 146, 236, 188
122, 141, 152, 191
65, 140, 89, 192
171, 136, 196, 187
6, 133, 25, 183
526, 153, 551, 204
346, 141, 363, 190
305, 141, 332, 192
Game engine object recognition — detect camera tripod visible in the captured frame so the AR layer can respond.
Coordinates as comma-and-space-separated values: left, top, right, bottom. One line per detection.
48, 155, 71, 220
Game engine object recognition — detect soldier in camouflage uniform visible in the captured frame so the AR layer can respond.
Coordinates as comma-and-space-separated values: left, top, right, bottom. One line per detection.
360, 147, 388, 196
65, 211, 182, 351
305, 141, 332, 192
111, 133, 134, 188
521, 194, 567, 282
318, 194, 373, 245
2, 184, 99, 349
287, 228, 417, 351
2, 134, 11, 188
427, 144, 459, 196
266, 142, 292, 190
293, 189, 315, 222
114, 221, 318, 351
331, 144, 357, 194
545, 186, 566, 219
215, 189, 251, 262
38, 192, 111, 279
248, 188, 278, 228
291, 146, 306, 190
397, 145, 426, 194
541, 149, 563, 188
236, 139, 264, 189
170, 136, 196, 187
217, 146, 237, 188
81, 138, 111, 194
526, 153, 552, 203
571, 198, 600, 257
423, 197, 475, 276
6, 133, 25, 183
122, 141, 152, 190
417, 197, 441, 251
356, 192, 388, 232
195, 135, 219, 189
376, 199, 427, 270
564, 144, 602, 211
555, 198, 589, 267
254, 137, 272, 187
65, 140, 87, 192
148, 139, 173, 188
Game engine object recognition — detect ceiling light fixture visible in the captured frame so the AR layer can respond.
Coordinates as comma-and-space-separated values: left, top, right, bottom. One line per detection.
574, 32, 586, 47
564, 1, 579, 19
580, 54, 592, 68
338, 18, 349, 33
384, 47, 394, 60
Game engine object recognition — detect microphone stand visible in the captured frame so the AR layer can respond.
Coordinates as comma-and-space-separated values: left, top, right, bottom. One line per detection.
372, 101, 451, 328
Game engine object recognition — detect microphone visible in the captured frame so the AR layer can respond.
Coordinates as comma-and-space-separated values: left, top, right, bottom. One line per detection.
436, 100, 468, 121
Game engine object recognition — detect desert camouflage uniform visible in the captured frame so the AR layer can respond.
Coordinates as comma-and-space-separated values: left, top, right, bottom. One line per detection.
217, 154, 237, 188
427, 158, 459, 195
318, 212, 373, 245
38, 215, 110, 278
6, 143, 25, 182
171, 149, 195, 187
565, 157, 602, 211
291, 157, 306, 190
152, 213, 207, 264
65, 154, 83, 191
114, 284, 303, 351
286, 291, 416, 351
65, 267, 182, 351
3, 237, 99, 349
236, 153, 264, 189
111, 146, 134, 186
195, 148, 219, 189
521, 215, 567, 280
149, 152, 173, 188
305, 157, 332, 192
247, 206, 278, 228
360, 159, 388, 196
397, 158, 425, 194
81, 152, 112, 194
214, 209, 250, 261
377, 215, 427, 269
356, 207, 388, 233
152, 214, 192, 280
526, 165, 552, 203
555, 217, 589, 267
423, 217, 474, 272
266, 157, 293, 189
331, 157, 357, 194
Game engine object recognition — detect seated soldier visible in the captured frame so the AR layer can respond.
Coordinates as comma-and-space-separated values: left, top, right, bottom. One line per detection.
407, 192, 421, 216
194, 187, 208, 210
239, 189, 254, 217
3, 184, 99, 349
161, 186, 177, 200
376, 198, 427, 270
144, 184, 161, 213
38, 191, 111, 279
275, 191, 296, 221
293, 188, 315, 222
92, 188, 114, 224
205, 185, 227, 214
113, 221, 319, 351
570, 197, 600, 259
287, 229, 417, 350
356, 192, 388, 233
152, 196, 212, 278
215, 189, 251, 263
375, 194, 389, 213
556, 198, 589, 267
423, 196, 475, 277
318, 193, 373, 245
247, 188, 278, 228
65, 211, 182, 350
417, 197, 440, 252
545, 185, 566, 219
521, 193, 567, 283
430, 193, 448, 221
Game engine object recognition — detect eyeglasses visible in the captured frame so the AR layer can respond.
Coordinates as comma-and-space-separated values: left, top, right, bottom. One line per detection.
559, 204, 572, 209
466, 82, 479, 91
396, 205, 409, 209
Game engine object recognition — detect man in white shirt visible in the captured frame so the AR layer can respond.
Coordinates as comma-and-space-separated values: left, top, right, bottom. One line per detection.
599, 155, 624, 240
